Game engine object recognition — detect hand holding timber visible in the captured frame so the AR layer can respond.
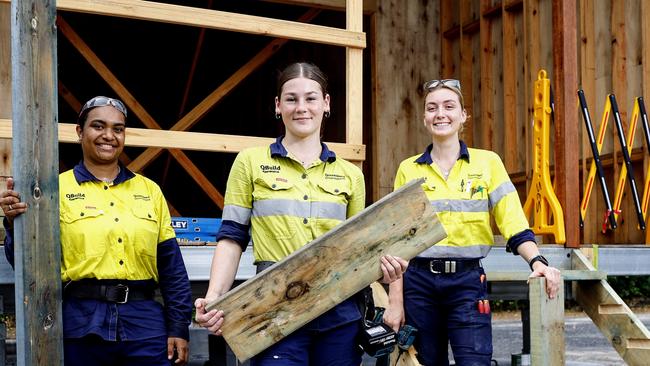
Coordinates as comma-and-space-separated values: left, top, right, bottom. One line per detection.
528, 263, 561, 299
0, 178, 27, 224
380, 255, 409, 284
194, 297, 225, 335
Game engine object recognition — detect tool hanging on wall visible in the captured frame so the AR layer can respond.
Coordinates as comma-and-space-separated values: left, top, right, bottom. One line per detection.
635, 98, 650, 243
610, 94, 646, 230
578, 90, 617, 232
612, 97, 641, 227
523, 70, 566, 244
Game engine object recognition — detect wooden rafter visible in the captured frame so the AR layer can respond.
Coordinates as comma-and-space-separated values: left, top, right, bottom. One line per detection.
0, 0, 365, 48
261, 0, 376, 14
128, 8, 322, 173
0, 120, 366, 161
57, 16, 225, 209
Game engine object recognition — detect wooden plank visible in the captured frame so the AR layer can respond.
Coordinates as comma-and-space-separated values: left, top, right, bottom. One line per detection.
580, 0, 596, 244
611, 0, 628, 244
127, 8, 321, 172
10, 0, 367, 48
346, 0, 363, 149
502, 4, 517, 171
552, 0, 579, 247
262, 0, 377, 14
459, 1, 475, 147
486, 270, 606, 282
369, 282, 422, 366
206, 179, 447, 361
0, 120, 366, 161
479, 0, 494, 150
529, 277, 565, 366
441, 0, 456, 78
371, 0, 439, 200
11, 0, 64, 364
524, 0, 541, 195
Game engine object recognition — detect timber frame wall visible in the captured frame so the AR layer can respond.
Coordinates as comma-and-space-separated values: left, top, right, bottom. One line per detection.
0, 0, 366, 217
3, 0, 650, 246
374, 0, 650, 246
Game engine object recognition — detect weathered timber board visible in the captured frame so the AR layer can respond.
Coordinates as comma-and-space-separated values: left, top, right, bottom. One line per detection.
206, 178, 446, 361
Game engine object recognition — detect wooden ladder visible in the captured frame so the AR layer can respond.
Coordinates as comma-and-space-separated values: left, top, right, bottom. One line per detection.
573, 250, 650, 365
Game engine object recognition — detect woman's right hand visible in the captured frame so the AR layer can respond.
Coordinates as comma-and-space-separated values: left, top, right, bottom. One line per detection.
1, 178, 27, 224
194, 298, 225, 336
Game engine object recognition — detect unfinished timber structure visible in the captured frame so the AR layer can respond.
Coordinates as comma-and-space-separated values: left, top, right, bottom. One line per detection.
2, 0, 650, 364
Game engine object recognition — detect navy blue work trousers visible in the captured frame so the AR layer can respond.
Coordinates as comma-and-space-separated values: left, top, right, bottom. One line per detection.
63, 334, 169, 366
404, 264, 492, 366
250, 318, 362, 366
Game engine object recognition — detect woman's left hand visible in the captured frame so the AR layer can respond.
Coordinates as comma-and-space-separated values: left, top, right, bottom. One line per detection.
529, 264, 561, 299
167, 337, 189, 365
379, 255, 409, 284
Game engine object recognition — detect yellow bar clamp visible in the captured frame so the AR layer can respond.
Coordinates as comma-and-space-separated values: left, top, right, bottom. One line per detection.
522, 70, 566, 244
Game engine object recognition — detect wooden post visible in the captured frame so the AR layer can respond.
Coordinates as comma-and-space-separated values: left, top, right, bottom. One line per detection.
528, 277, 565, 366
11, 0, 63, 365
346, 0, 363, 168
552, 0, 579, 247
0, 2, 11, 187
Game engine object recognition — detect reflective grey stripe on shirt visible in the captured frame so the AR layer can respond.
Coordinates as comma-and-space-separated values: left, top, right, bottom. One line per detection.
222, 205, 252, 225
252, 199, 347, 221
488, 181, 516, 209
430, 199, 489, 213
418, 244, 492, 259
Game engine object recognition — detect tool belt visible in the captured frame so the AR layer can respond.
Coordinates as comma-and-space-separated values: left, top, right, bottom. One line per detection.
64, 279, 156, 303
410, 258, 481, 274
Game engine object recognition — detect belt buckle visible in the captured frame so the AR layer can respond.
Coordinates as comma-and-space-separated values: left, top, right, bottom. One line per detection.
445, 261, 456, 274
115, 284, 129, 304
429, 261, 441, 274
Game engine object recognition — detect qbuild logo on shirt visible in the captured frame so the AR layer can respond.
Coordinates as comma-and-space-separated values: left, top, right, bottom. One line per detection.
260, 165, 281, 173
65, 193, 85, 201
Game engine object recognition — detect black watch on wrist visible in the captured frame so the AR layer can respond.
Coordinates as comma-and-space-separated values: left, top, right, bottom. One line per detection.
528, 254, 549, 271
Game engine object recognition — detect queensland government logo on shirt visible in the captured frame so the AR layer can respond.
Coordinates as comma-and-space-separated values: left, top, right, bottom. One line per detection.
260, 165, 281, 173
325, 173, 346, 180
133, 194, 151, 201
65, 193, 85, 201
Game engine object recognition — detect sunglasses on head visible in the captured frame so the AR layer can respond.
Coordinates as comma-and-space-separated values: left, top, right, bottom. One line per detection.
423, 79, 461, 91
78, 96, 128, 123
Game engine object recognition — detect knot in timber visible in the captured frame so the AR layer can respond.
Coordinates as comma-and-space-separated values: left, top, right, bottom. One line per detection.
409, 227, 417, 236
285, 281, 307, 300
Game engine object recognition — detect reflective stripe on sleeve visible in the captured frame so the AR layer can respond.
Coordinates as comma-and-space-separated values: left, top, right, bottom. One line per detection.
488, 181, 517, 209
222, 205, 252, 225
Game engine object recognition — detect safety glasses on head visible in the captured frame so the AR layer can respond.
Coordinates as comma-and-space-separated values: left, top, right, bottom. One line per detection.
77, 96, 127, 124
423, 79, 461, 91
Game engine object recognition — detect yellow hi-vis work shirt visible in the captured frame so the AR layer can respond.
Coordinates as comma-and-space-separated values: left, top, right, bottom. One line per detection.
218, 138, 365, 263
59, 167, 176, 282
394, 142, 532, 259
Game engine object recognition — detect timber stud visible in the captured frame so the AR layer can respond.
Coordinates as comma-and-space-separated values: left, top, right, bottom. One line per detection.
285, 281, 308, 300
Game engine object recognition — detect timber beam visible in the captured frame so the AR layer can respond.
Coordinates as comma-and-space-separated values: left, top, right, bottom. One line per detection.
0, 0, 365, 48
0, 120, 366, 162
206, 179, 447, 361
